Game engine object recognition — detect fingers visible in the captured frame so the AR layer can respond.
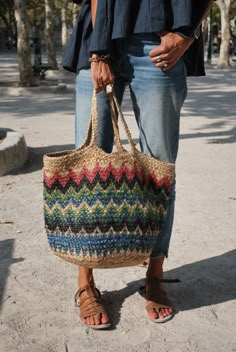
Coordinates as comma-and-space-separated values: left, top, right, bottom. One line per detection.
154, 51, 182, 71
149, 43, 178, 72
149, 31, 194, 72
150, 38, 193, 72
91, 61, 114, 93
149, 46, 167, 59
150, 53, 177, 72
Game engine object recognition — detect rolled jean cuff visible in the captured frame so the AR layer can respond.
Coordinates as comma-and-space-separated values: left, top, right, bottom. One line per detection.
150, 251, 168, 259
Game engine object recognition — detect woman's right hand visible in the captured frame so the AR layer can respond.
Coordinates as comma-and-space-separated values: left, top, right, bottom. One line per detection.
90, 55, 114, 93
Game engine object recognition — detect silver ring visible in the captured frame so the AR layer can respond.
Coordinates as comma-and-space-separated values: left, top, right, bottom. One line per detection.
162, 62, 168, 68
155, 55, 162, 63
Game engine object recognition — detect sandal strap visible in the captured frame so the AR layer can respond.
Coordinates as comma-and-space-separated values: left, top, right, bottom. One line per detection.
75, 284, 100, 306
74, 284, 107, 320
146, 300, 172, 313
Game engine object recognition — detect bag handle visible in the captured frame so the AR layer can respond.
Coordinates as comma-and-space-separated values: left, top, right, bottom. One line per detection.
82, 88, 136, 153
82, 90, 124, 152
109, 91, 136, 152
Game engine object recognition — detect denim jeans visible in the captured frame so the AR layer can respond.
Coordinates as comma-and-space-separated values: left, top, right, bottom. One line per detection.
75, 33, 187, 258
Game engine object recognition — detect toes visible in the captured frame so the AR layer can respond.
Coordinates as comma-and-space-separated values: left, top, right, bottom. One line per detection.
148, 308, 159, 319
101, 314, 109, 324
147, 307, 173, 320
88, 316, 95, 326
85, 314, 109, 326
158, 309, 165, 319
94, 314, 100, 325
165, 308, 173, 316
160, 308, 173, 318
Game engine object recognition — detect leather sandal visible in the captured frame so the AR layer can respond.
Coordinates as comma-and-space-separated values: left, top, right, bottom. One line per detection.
75, 284, 111, 330
140, 277, 179, 323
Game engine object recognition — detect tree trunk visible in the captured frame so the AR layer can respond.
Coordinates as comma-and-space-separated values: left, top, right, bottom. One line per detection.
14, 0, 35, 86
45, 0, 57, 69
61, 0, 68, 51
72, 3, 79, 27
216, 0, 231, 67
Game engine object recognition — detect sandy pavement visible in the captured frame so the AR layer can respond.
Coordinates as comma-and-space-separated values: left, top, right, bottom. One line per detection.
0, 54, 236, 352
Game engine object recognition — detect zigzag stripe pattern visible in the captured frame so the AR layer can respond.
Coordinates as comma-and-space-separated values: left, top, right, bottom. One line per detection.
44, 163, 170, 188
44, 172, 171, 194
43, 182, 168, 208
47, 233, 157, 257
43, 157, 174, 268
44, 203, 166, 233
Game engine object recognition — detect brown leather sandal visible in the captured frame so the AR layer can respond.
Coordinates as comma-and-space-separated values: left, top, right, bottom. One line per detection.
75, 284, 111, 330
140, 277, 179, 323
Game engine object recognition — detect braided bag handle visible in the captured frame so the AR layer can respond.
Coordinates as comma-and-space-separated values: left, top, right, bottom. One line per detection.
81, 88, 136, 153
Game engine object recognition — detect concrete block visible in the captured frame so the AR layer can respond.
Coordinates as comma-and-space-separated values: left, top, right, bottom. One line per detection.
0, 129, 28, 176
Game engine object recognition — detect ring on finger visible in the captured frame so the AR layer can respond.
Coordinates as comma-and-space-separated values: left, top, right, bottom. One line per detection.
155, 55, 162, 63
162, 62, 168, 68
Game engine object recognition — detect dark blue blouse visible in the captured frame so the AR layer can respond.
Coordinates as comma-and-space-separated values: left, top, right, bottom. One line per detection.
63, 0, 211, 76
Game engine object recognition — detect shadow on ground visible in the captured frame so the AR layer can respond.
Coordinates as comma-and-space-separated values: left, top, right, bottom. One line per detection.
0, 94, 75, 118
0, 239, 24, 312
102, 250, 236, 328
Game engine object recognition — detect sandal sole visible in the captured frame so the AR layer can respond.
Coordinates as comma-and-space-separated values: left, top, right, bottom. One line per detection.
82, 322, 111, 330
149, 312, 175, 323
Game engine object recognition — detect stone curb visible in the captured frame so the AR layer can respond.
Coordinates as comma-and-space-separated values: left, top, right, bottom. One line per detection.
0, 129, 28, 176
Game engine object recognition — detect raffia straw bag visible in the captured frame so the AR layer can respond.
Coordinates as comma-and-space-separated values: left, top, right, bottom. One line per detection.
43, 91, 175, 268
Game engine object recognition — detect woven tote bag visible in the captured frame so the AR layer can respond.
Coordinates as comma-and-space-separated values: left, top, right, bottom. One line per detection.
43, 91, 175, 268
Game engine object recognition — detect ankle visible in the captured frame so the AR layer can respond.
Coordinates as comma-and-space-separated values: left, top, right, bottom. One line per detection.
146, 271, 163, 280
146, 257, 164, 279
78, 267, 94, 288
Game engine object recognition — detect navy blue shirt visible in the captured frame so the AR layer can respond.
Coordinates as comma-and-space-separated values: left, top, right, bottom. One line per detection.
63, 0, 212, 76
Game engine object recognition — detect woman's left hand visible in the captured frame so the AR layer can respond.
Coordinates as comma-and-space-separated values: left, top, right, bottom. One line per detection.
149, 32, 194, 71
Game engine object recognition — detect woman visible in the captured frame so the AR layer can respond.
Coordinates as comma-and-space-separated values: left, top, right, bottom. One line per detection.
64, 0, 213, 329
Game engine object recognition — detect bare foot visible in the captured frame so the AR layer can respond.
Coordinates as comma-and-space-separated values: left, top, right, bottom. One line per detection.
145, 277, 174, 322
145, 258, 174, 322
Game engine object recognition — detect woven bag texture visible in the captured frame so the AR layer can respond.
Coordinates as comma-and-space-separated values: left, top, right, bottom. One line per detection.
43, 92, 175, 268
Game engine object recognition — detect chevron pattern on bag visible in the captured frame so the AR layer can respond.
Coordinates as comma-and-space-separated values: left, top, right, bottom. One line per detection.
43, 159, 172, 268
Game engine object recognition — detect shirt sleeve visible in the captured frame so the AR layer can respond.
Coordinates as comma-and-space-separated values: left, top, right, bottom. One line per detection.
89, 0, 115, 54
171, 0, 213, 37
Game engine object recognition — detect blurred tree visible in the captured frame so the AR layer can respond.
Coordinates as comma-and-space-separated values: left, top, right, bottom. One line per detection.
61, 0, 68, 51
14, 0, 35, 86
45, 0, 57, 68
0, 0, 16, 39
72, 3, 79, 27
216, 0, 233, 66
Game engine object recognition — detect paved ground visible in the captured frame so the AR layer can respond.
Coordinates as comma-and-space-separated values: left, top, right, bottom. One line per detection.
0, 53, 236, 352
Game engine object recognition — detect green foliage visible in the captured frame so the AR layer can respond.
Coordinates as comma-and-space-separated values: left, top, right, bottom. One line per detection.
0, 0, 80, 34
0, 0, 15, 34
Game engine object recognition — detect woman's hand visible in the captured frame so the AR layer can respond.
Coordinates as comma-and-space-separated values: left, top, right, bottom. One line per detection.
90, 55, 114, 93
149, 32, 194, 71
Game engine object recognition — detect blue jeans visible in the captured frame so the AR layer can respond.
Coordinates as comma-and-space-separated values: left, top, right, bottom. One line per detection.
75, 34, 187, 258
